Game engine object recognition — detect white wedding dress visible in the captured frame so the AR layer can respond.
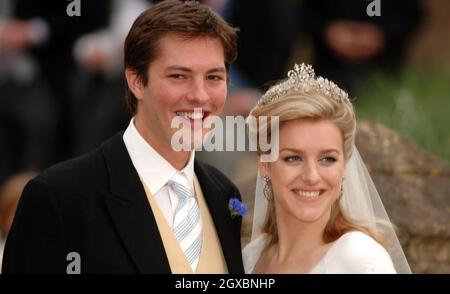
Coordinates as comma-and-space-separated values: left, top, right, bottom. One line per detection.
243, 231, 396, 274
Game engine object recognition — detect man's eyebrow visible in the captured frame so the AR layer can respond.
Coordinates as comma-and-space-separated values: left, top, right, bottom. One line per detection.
206, 67, 226, 73
165, 66, 192, 72
165, 66, 226, 73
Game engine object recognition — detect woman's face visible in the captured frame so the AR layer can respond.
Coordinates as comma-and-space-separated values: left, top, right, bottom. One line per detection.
260, 119, 346, 226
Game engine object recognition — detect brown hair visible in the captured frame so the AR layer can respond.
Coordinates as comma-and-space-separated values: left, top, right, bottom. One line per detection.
124, 0, 238, 114
249, 89, 383, 249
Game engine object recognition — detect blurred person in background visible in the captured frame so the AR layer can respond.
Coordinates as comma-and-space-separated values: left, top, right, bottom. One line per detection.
303, 0, 423, 92
226, 0, 301, 90
0, 0, 57, 187
0, 0, 111, 186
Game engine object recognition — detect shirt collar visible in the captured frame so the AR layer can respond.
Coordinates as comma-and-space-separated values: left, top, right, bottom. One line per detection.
123, 118, 195, 195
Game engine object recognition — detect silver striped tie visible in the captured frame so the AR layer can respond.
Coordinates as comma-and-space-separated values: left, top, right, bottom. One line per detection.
168, 173, 202, 271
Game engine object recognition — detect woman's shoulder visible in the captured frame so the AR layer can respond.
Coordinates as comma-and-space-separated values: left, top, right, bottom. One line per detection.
335, 231, 384, 252
325, 231, 396, 273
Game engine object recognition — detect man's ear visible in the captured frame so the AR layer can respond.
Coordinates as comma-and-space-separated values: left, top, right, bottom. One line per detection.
125, 68, 144, 101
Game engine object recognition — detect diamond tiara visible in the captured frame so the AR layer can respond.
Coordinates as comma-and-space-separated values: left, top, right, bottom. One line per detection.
257, 63, 350, 107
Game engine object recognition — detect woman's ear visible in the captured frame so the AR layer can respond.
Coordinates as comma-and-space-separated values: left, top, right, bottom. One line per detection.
125, 68, 144, 101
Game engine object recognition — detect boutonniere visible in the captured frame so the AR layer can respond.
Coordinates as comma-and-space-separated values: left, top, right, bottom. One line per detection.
228, 198, 248, 219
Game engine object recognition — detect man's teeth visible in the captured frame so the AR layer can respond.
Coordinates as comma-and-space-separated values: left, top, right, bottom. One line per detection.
176, 112, 204, 120
296, 190, 321, 198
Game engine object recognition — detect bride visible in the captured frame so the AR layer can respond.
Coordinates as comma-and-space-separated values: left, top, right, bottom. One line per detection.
243, 63, 411, 274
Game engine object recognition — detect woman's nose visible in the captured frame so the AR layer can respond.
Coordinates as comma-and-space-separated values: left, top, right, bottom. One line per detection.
301, 161, 320, 184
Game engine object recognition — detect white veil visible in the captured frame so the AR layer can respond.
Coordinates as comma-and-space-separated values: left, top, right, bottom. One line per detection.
250, 146, 412, 274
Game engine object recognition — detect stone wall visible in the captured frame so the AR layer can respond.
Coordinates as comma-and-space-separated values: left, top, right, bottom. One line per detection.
355, 121, 450, 273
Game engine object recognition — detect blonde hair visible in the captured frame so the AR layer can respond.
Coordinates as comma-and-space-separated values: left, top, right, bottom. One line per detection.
249, 87, 382, 248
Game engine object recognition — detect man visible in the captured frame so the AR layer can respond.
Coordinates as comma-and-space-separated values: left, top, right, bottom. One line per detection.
2, 0, 244, 274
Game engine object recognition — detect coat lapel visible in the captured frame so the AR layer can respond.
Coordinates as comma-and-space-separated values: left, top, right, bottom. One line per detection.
100, 132, 171, 273
194, 161, 244, 274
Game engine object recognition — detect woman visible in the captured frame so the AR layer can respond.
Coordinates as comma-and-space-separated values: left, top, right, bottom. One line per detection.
243, 63, 411, 274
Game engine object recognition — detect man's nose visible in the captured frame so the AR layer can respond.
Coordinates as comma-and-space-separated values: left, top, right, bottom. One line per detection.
187, 78, 209, 103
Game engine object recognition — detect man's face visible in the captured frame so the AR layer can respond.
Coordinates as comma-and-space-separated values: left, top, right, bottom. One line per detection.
130, 34, 227, 151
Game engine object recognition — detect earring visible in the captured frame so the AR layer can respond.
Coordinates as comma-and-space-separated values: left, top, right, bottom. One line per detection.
263, 176, 273, 201
339, 177, 345, 200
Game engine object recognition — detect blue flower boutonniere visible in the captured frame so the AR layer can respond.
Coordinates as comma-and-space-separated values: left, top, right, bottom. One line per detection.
228, 198, 248, 219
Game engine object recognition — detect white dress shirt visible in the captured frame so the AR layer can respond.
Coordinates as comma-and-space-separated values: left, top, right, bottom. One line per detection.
123, 118, 196, 228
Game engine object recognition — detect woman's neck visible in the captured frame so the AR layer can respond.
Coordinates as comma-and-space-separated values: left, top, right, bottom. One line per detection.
274, 211, 330, 263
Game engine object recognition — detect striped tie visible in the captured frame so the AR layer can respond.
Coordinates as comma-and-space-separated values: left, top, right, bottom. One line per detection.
168, 173, 202, 272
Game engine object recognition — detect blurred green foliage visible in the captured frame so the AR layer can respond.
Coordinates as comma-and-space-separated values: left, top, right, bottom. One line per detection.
354, 68, 450, 162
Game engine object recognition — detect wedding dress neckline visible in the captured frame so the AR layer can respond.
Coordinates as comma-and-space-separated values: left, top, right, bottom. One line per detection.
244, 232, 348, 274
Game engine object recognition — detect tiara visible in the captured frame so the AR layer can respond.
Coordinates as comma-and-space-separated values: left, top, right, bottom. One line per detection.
257, 63, 350, 107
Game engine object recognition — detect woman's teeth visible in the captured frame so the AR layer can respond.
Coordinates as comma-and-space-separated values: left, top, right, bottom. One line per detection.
295, 190, 321, 198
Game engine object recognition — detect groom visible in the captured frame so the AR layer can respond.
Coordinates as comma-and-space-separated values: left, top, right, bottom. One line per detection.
2, 0, 244, 274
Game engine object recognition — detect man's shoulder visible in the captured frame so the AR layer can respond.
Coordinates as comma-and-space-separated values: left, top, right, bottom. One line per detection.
38, 147, 105, 188
38, 132, 125, 187
195, 160, 236, 190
